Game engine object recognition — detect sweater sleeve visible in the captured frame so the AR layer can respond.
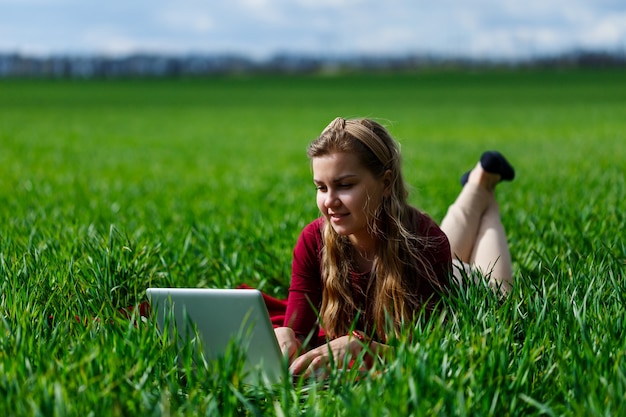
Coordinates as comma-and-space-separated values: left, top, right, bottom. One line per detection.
283, 219, 324, 340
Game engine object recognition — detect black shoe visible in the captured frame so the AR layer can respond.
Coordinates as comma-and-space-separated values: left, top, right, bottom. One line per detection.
460, 151, 515, 186
460, 170, 471, 186
481, 151, 515, 181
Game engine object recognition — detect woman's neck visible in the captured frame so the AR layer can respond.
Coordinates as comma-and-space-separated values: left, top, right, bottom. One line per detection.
349, 234, 378, 273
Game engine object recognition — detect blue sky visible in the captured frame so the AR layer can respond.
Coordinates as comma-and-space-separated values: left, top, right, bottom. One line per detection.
1, 0, 625, 59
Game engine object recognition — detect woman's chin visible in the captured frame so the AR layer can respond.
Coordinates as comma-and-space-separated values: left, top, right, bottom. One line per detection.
330, 225, 352, 236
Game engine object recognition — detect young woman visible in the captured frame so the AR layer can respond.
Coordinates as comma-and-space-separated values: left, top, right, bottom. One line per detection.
274, 117, 515, 378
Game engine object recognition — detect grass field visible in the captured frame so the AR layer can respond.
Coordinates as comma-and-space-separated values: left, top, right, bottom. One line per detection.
1, 68, 625, 416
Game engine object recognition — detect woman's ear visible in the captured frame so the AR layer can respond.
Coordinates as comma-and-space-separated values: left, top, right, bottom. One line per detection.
382, 169, 393, 196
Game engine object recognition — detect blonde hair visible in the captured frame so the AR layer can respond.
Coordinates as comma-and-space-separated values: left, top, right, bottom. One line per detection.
307, 117, 444, 341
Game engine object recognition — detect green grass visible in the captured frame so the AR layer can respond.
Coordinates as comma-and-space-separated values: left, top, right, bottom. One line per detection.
1, 69, 625, 416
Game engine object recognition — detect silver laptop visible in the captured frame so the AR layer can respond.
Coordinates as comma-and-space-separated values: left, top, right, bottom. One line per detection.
147, 288, 285, 385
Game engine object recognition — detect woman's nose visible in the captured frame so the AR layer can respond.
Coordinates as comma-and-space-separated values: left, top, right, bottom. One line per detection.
325, 193, 340, 208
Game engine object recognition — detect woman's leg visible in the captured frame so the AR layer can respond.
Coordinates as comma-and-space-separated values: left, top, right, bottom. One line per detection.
440, 181, 490, 263
468, 193, 513, 294
441, 155, 514, 294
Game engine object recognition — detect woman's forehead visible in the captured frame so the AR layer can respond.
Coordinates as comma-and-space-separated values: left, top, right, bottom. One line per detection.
312, 152, 375, 182
312, 152, 363, 171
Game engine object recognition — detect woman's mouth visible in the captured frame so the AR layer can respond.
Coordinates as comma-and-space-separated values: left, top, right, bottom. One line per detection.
329, 212, 349, 221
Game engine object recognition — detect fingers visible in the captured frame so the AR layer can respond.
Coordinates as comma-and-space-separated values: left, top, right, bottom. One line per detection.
289, 335, 364, 381
290, 336, 349, 378
289, 350, 314, 376
305, 356, 331, 380
290, 352, 330, 380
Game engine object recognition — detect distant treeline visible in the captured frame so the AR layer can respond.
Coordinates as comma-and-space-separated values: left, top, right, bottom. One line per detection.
1, 50, 624, 78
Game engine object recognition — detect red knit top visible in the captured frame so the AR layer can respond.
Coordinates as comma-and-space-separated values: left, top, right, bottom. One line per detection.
283, 208, 452, 341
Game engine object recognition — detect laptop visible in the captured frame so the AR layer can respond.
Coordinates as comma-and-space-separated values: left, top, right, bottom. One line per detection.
146, 288, 286, 385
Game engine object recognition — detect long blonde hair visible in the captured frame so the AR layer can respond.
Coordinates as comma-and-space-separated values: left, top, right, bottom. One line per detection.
307, 117, 445, 341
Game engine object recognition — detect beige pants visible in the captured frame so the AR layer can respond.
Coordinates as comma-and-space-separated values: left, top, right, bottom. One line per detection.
440, 183, 513, 294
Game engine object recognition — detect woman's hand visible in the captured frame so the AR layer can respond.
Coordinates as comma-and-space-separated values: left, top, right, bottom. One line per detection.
273, 327, 301, 362
289, 334, 363, 379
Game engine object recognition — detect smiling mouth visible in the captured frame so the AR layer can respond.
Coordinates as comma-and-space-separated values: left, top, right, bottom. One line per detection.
330, 212, 349, 219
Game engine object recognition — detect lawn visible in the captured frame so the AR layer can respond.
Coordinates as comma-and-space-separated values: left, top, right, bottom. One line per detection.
1, 68, 625, 415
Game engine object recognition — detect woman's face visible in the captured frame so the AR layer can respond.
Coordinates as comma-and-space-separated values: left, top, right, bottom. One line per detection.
312, 152, 389, 247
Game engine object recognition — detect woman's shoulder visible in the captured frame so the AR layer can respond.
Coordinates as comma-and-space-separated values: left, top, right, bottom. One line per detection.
407, 207, 453, 282
293, 218, 324, 268
300, 217, 324, 236
408, 207, 445, 237
408, 206, 451, 255
295, 217, 324, 249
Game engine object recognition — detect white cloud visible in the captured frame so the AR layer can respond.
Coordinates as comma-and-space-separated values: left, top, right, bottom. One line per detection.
583, 13, 626, 48
83, 33, 142, 56
155, 9, 215, 33
0, 0, 624, 57
234, 0, 289, 25
294, 0, 364, 8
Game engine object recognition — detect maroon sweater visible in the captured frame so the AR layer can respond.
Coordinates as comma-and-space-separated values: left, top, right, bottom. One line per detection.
284, 208, 452, 340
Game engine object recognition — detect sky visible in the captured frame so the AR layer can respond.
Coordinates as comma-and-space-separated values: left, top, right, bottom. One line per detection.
1, 0, 625, 60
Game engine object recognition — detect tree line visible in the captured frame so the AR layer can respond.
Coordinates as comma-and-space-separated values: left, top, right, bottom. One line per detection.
1, 50, 624, 78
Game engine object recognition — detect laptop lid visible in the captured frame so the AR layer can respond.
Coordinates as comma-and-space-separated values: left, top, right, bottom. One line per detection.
147, 288, 285, 385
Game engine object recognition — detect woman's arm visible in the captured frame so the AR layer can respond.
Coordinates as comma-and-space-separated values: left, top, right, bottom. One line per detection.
284, 219, 324, 341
